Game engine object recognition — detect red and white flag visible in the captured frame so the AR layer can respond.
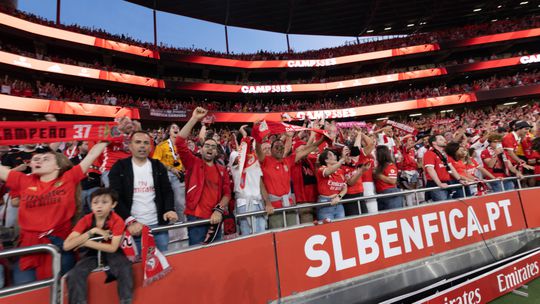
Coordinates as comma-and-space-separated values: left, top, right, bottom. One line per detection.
141, 225, 172, 286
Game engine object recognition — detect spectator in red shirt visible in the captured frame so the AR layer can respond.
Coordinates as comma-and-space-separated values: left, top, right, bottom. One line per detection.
502, 120, 534, 171
64, 188, 133, 304
481, 133, 523, 192
177, 107, 232, 245
423, 135, 466, 201
316, 149, 348, 222
375, 146, 403, 210
398, 135, 420, 206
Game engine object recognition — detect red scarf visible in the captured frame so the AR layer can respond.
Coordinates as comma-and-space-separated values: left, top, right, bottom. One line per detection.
251, 120, 329, 143
141, 226, 171, 286
121, 220, 171, 286
0, 121, 123, 145
385, 120, 418, 135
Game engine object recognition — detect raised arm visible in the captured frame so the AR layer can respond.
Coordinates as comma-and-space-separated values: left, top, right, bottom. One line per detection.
180, 107, 208, 139
79, 142, 108, 174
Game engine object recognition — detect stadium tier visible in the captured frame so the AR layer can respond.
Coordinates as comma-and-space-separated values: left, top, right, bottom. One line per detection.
0, 3, 539, 304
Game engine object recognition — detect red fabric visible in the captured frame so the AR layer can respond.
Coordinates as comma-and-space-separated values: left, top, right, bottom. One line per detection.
399, 147, 417, 171
480, 148, 507, 178
175, 137, 231, 218
343, 165, 364, 195
316, 167, 346, 196
502, 132, 519, 164
6, 165, 85, 232
466, 159, 480, 177
448, 157, 467, 176
19, 221, 71, 279
73, 211, 125, 239
359, 150, 375, 182
121, 218, 137, 262
252, 120, 329, 143
291, 154, 318, 203
261, 154, 295, 196
194, 164, 220, 218
375, 164, 398, 192
141, 225, 171, 286
98, 139, 131, 172
423, 149, 451, 182
521, 136, 533, 159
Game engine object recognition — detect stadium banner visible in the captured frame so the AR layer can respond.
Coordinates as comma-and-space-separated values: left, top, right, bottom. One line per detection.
417, 249, 540, 303
78, 233, 279, 304
0, 121, 123, 145
273, 192, 527, 297
475, 83, 540, 101
172, 54, 539, 94
0, 51, 165, 88
0, 286, 50, 304
163, 44, 439, 69
443, 27, 540, 48
139, 108, 189, 121
0, 12, 159, 59
0, 95, 140, 119
516, 188, 540, 229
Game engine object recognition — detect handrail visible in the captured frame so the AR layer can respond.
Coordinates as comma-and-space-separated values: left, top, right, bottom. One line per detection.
0, 244, 61, 303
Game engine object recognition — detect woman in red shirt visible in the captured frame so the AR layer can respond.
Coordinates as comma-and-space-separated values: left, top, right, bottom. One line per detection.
375, 146, 403, 211
316, 149, 348, 222
0, 142, 108, 284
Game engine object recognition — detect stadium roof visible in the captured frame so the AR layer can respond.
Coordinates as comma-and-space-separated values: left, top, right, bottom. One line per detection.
126, 0, 539, 37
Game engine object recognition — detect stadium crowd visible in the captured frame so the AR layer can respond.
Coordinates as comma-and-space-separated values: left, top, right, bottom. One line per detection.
1, 69, 539, 112
0, 101, 539, 294
1, 5, 539, 60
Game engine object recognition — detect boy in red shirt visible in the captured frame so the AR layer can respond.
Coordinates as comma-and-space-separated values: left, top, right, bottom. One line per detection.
64, 188, 133, 304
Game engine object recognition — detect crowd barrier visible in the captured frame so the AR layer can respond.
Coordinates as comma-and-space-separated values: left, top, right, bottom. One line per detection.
1, 180, 540, 303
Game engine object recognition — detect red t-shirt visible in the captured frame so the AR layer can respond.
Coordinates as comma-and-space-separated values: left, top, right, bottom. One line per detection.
358, 150, 375, 183
316, 167, 346, 196
502, 132, 519, 164
291, 154, 318, 203
193, 163, 220, 219
343, 164, 364, 195
98, 137, 131, 172
261, 154, 295, 196
480, 148, 507, 178
375, 164, 398, 192
449, 157, 466, 176
423, 149, 451, 182
73, 211, 125, 241
6, 165, 85, 232
466, 159, 480, 177
399, 147, 417, 171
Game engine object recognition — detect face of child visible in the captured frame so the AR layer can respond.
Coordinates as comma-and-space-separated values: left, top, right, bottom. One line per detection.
91, 194, 116, 218
30, 153, 59, 176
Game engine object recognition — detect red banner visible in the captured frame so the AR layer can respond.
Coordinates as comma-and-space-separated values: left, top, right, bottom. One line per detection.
273, 192, 526, 296
0, 121, 122, 145
0, 51, 164, 88
0, 95, 139, 119
418, 249, 540, 303
517, 188, 540, 229
386, 120, 418, 135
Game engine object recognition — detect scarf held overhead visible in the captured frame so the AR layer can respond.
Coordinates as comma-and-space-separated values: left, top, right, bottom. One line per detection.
251, 120, 329, 143
0, 121, 123, 145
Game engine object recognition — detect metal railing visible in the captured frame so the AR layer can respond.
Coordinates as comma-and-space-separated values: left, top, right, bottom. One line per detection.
1, 174, 537, 303
0, 244, 61, 303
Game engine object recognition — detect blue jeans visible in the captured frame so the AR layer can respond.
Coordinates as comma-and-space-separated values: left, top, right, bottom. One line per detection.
236, 202, 266, 235
101, 170, 110, 187
134, 225, 169, 253
316, 196, 345, 221
489, 179, 515, 193
427, 180, 463, 202
377, 188, 404, 211
13, 235, 75, 285
187, 215, 222, 246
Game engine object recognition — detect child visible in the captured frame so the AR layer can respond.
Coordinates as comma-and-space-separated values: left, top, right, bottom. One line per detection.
64, 188, 133, 304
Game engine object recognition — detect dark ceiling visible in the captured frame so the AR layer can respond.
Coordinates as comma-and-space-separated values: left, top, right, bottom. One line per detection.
125, 0, 540, 37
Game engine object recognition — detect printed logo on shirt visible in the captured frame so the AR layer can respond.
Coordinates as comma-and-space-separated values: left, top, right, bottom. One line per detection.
23, 188, 67, 208
284, 165, 289, 172
27, 186, 37, 191
134, 181, 155, 193
54, 181, 64, 187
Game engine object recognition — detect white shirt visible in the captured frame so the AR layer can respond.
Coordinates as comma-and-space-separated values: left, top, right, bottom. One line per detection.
229, 151, 263, 205
131, 159, 157, 225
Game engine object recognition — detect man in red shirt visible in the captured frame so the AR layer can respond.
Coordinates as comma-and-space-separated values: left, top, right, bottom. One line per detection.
256, 126, 324, 229
481, 133, 523, 192
177, 107, 232, 245
502, 120, 534, 170
423, 135, 466, 201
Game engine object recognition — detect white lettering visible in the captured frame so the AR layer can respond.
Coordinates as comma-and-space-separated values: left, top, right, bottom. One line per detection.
355, 225, 379, 264
400, 217, 424, 253
498, 199, 513, 227
449, 209, 466, 239
331, 231, 357, 271
485, 202, 500, 231
304, 235, 330, 278
422, 212, 439, 247
380, 221, 402, 258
